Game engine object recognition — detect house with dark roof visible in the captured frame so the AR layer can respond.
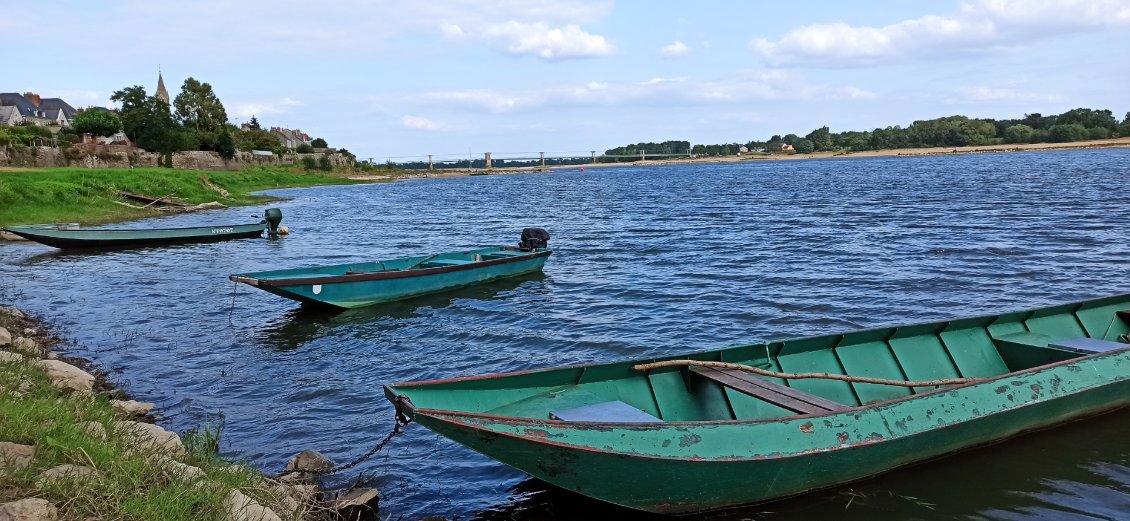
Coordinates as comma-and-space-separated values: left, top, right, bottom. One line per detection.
0, 92, 73, 127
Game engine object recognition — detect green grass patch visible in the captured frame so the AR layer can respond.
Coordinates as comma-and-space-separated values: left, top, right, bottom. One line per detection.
0, 356, 287, 520
0, 167, 364, 227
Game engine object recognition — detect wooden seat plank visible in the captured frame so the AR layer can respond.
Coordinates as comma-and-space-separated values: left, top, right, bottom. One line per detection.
690, 366, 847, 415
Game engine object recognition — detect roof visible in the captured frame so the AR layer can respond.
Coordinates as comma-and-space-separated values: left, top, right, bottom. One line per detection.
37, 98, 77, 119
0, 93, 38, 117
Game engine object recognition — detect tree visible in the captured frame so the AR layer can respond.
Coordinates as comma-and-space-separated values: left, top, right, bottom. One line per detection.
173, 77, 229, 146
216, 130, 236, 160
247, 115, 261, 130
110, 86, 151, 142
804, 126, 833, 152
296, 143, 313, 153
1004, 124, 1035, 144
1048, 123, 1088, 143
71, 110, 122, 137
793, 139, 815, 154
1120, 112, 1130, 137
311, 137, 327, 148
112, 85, 192, 164
317, 155, 332, 171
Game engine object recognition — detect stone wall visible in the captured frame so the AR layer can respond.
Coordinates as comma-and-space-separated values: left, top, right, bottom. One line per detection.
0, 144, 352, 170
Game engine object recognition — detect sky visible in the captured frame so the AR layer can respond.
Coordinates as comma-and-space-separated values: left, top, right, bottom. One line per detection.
3, 0, 1128, 162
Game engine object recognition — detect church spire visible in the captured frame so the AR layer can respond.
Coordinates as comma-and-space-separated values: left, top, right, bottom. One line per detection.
155, 70, 169, 104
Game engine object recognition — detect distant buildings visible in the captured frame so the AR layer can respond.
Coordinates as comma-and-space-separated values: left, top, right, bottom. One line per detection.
0, 92, 77, 128
269, 126, 312, 149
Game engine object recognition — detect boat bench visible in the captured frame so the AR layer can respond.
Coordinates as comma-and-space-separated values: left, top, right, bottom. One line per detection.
424, 259, 473, 267
691, 366, 847, 415
550, 400, 663, 423
993, 333, 1128, 354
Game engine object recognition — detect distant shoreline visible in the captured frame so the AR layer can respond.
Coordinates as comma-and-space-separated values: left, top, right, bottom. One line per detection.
407, 137, 1130, 178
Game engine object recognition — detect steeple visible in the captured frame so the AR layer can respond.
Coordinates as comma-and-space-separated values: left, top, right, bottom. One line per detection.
155, 70, 169, 104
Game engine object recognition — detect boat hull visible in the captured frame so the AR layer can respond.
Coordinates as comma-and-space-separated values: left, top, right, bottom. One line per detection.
393, 352, 1130, 513
2, 223, 266, 249
385, 292, 1130, 513
231, 247, 551, 309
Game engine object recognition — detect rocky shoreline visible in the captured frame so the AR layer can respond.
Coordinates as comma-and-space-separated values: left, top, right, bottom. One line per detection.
0, 306, 379, 521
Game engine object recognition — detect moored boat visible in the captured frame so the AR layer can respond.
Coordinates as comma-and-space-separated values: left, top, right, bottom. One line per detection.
383, 293, 1130, 514
2, 208, 283, 250
229, 228, 551, 309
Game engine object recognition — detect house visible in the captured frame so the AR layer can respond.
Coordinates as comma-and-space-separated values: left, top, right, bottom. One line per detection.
270, 126, 312, 150
779, 143, 795, 151
0, 92, 74, 127
0, 105, 23, 126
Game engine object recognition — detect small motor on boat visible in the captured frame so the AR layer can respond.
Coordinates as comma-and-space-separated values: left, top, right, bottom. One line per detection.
518, 228, 550, 251
264, 208, 283, 238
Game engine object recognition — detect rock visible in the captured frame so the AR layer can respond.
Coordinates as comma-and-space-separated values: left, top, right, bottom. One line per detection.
0, 326, 10, 346
0, 498, 58, 521
80, 421, 107, 440
280, 451, 332, 484
0, 351, 24, 363
0, 306, 25, 319
37, 360, 94, 393
266, 483, 304, 518
22, 328, 36, 336
287, 484, 319, 503
114, 421, 186, 457
159, 456, 205, 482
111, 399, 155, 416
283, 450, 332, 474
35, 464, 99, 488
0, 442, 36, 475
224, 490, 282, 521
10, 337, 40, 357
324, 488, 379, 513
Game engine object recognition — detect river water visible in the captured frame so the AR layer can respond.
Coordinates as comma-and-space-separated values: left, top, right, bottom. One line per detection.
3, 148, 1130, 520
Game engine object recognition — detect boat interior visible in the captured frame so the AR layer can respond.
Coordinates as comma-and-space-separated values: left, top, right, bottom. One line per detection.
245, 247, 533, 280
396, 295, 1130, 423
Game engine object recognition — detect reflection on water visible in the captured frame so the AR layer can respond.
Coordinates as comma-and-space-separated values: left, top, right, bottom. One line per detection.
2, 149, 1130, 519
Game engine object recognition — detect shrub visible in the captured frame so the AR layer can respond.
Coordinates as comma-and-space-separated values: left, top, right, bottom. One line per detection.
317, 155, 332, 171
296, 143, 312, 153
301, 156, 317, 170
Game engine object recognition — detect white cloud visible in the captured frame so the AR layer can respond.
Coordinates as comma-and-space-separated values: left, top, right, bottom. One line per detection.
402, 71, 872, 114
400, 115, 446, 131
660, 40, 691, 58
957, 86, 1063, 103
751, 0, 1130, 67
230, 97, 301, 118
478, 21, 614, 60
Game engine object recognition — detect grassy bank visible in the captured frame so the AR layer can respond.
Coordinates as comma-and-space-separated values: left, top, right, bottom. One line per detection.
0, 167, 364, 227
0, 311, 303, 520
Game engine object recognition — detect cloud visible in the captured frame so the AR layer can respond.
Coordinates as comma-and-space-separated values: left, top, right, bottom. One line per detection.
751, 0, 1130, 67
448, 21, 614, 60
400, 115, 446, 131
402, 71, 872, 114
229, 97, 301, 118
956, 86, 1064, 103
660, 40, 691, 58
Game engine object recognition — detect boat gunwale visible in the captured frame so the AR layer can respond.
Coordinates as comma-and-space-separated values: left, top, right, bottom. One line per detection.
387, 344, 1130, 428
239, 249, 552, 287
390, 351, 1130, 460
2, 221, 266, 235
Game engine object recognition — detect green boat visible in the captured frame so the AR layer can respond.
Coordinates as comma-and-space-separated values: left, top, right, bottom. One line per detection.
384, 293, 1130, 514
230, 228, 551, 309
2, 208, 283, 250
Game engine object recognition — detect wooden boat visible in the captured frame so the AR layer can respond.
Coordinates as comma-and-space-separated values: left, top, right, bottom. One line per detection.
230, 228, 551, 309
383, 293, 1130, 514
3, 220, 271, 250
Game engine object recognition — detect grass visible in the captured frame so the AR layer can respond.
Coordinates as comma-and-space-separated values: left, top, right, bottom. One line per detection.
0, 166, 365, 227
0, 312, 305, 520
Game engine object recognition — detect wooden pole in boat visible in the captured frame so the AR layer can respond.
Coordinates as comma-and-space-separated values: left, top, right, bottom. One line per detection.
632, 360, 982, 387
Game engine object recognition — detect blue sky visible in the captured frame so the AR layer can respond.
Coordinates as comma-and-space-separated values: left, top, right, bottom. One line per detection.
3, 0, 1128, 161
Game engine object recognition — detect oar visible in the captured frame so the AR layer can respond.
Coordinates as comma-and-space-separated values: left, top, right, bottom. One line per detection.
403, 253, 440, 271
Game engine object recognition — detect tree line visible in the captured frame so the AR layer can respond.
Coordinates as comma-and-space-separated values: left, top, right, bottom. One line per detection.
15, 78, 340, 167
605, 108, 1130, 159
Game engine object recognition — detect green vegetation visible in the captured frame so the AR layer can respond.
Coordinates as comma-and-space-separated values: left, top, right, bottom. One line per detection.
70, 110, 123, 137
0, 125, 54, 147
604, 107, 1129, 159
0, 311, 286, 521
0, 167, 360, 227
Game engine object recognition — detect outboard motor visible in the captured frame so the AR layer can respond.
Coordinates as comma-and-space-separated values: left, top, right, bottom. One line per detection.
518, 228, 550, 251
264, 208, 283, 238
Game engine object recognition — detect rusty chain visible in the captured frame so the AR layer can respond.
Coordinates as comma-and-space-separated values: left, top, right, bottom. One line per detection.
278, 396, 412, 477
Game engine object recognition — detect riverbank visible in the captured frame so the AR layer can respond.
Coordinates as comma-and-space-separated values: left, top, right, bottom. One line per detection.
558, 136, 1130, 170
0, 306, 378, 521
0, 167, 367, 228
